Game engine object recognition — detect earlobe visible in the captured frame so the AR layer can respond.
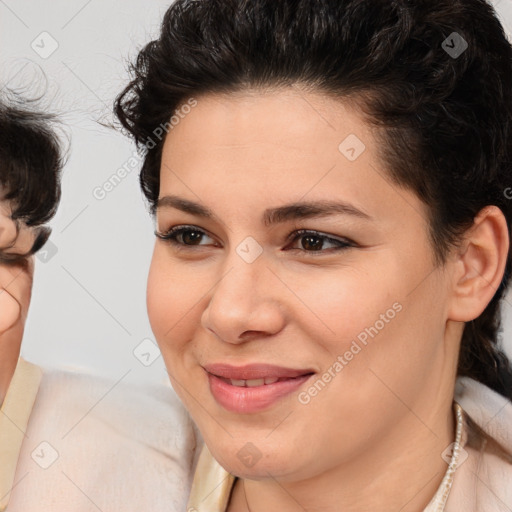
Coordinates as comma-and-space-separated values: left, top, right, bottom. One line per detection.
0, 289, 21, 335
448, 206, 509, 322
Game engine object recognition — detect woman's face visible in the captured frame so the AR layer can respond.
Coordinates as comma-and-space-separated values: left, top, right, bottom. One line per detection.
147, 88, 459, 480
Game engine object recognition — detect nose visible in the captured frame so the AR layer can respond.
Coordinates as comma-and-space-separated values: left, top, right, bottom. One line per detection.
201, 251, 286, 345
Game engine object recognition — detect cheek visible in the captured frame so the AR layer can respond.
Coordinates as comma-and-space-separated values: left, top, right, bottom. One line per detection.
306, 276, 447, 426
146, 249, 210, 356
291, 258, 443, 407
147, 251, 187, 347
286, 264, 399, 352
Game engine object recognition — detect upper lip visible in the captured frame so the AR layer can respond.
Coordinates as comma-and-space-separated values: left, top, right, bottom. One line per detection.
203, 363, 315, 380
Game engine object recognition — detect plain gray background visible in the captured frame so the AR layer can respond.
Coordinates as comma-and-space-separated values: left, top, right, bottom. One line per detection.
1, 0, 512, 385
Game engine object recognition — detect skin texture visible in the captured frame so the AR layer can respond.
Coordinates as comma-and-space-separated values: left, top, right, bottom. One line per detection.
0, 200, 36, 406
147, 88, 509, 512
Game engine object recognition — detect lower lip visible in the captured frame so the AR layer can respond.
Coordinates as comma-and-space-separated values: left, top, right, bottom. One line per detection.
207, 372, 314, 413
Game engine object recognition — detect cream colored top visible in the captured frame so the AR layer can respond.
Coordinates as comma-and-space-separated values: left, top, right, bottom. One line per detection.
187, 377, 512, 512
0, 357, 200, 511
0, 358, 42, 511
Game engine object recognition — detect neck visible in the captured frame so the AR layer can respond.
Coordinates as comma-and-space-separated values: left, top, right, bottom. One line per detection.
229, 399, 455, 512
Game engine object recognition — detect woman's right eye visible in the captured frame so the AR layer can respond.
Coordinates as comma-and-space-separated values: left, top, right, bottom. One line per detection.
155, 225, 216, 250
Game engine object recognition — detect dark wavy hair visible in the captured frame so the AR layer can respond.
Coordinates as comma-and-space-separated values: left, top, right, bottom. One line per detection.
0, 90, 63, 267
114, 0, 512, 399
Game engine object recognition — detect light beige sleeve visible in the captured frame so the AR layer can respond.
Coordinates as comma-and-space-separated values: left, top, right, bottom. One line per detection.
7, 368, 198, 512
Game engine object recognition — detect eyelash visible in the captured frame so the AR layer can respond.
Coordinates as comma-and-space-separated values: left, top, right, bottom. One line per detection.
154, 225, 354, 256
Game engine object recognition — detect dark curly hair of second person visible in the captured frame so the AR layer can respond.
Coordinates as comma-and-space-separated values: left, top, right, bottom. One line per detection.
0, 91, 63, 266
114, 0, 512, 399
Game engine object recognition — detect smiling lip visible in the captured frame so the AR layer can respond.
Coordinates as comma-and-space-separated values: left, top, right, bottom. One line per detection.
203, 363, 315, 413
203, 363, 315, 380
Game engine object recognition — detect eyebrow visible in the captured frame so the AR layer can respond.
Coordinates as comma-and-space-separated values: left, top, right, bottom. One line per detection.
156, 195, 372, 226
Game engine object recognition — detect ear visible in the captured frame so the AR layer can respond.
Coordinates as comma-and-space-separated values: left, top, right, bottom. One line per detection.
448, 206, 509, 322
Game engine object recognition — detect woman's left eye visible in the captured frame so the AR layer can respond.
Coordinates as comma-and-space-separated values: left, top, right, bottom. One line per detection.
287, 229, 353, 253
155, 225, 354, 255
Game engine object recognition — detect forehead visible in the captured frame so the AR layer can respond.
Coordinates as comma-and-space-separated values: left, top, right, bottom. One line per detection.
160, 89, 372, 188
158, 89, 429, 226
164, 88, 365, 153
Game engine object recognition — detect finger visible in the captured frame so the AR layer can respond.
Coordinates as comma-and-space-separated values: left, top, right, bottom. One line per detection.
0, 202, 17, 250
0, 289, 21, 334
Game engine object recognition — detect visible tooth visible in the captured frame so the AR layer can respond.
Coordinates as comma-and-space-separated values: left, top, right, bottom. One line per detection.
228, 377, 280, 387
245, 378, 265, 387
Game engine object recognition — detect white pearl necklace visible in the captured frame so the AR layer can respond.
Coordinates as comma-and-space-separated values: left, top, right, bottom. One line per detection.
424, 402, 465, 512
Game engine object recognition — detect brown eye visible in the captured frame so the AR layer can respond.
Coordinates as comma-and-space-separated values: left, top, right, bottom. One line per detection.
155, 225, 215, 248
287, 230, 353, 255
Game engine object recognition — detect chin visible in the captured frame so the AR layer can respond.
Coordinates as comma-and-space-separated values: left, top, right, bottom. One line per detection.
208, 436, 304, 478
